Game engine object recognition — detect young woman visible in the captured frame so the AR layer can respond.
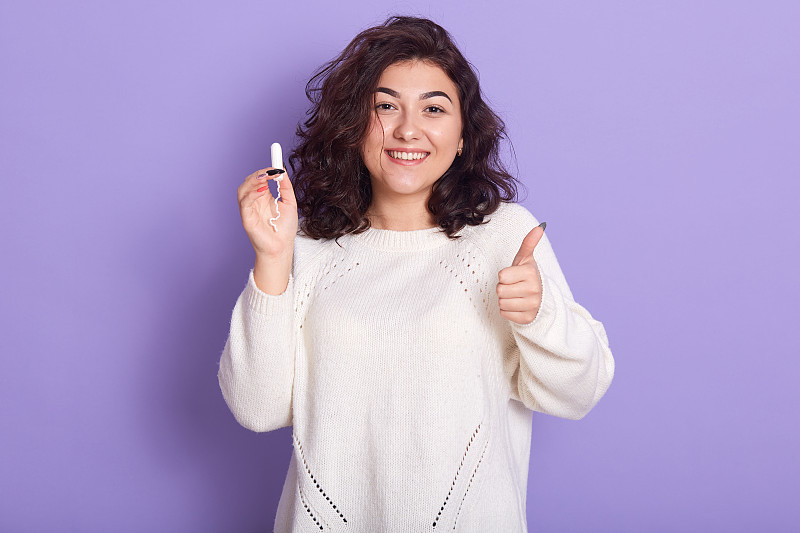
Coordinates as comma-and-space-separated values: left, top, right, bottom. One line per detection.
220, 16, 615, 532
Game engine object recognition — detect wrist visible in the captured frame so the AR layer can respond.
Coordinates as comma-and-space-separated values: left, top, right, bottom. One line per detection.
253, 253, 293, 296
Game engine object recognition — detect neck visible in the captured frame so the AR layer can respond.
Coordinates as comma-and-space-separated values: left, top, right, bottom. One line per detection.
366, 207, 437, 231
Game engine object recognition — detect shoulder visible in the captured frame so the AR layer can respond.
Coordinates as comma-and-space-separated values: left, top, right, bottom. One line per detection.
292, 229, 339, 279
465, 201, 552, 276
471, 201, 543, 252
484, 201, 541, 230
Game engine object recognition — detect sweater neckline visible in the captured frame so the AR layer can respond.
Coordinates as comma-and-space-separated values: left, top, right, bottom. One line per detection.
347, 224, 457, 251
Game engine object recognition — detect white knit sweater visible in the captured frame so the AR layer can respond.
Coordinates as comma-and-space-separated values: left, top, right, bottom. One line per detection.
219, 201, 615, 532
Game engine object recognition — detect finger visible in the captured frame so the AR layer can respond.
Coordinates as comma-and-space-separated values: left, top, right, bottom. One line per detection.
496, 280, 537, 299
248, 167, 280, 183
275, 166, 297, 206
498, 264, 536, 285
511, 224, 546, 267
499, 309, 537, 325
240, 170, 276, 209
242, 181, 274, 208
498, 297, 533, 312
244, 169, 280, 200
249, 169, 268, 182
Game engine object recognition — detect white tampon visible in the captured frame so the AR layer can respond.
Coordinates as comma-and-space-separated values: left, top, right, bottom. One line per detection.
269, 142, 284, 232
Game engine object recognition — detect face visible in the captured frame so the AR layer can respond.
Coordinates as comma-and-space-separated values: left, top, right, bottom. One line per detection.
361, 60, 464, 206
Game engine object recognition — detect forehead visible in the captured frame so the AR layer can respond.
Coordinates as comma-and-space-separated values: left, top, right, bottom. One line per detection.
376, 60, 459, 102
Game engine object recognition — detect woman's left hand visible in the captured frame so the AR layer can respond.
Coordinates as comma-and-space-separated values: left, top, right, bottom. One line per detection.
496, 224, 546, 325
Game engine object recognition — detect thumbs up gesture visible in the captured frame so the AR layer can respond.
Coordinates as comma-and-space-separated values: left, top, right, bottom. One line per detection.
496, 222, 547, 325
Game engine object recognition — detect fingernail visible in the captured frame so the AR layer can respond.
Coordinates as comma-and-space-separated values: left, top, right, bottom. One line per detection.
267, 168, 286, 176
538, 221, 547, 231
257, 173, 267, 180
257, 186, 268, 192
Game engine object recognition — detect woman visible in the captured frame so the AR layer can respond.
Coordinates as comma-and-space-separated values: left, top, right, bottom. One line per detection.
220, 15, 614, 532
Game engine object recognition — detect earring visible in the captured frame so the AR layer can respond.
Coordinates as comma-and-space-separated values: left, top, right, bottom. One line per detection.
457, 147, 463, 156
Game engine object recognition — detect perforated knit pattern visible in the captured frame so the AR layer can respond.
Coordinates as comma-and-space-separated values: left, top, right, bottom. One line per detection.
452, 438, 490, 530
219, 201, 615, 532
438, 244, 490, 314
432, 422, 483, 528
297, 486, 325, 531
293, 433, 347, 525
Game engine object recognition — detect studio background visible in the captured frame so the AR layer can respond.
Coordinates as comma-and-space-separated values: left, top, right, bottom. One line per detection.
1, 1, 797, 531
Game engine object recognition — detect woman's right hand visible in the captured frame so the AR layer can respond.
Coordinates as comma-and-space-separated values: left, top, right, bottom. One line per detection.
237, 166, 299, 261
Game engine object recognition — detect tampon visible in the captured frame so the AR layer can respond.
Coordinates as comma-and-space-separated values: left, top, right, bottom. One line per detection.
269, 142, 284, 232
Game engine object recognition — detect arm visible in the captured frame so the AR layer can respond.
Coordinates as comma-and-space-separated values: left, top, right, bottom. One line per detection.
218, 268, 296, 432
498, 205, 615, 420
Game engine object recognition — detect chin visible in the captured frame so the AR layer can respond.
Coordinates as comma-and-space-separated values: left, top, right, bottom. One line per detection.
383, 179, 433, 196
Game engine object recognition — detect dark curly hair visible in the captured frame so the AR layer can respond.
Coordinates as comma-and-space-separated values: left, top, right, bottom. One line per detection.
288, 15, 523, 240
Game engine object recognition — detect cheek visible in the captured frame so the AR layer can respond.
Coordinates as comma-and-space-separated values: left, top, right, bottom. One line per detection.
364, 119, 387, 156
431, 120, 462, 145
447, 120, 464, 144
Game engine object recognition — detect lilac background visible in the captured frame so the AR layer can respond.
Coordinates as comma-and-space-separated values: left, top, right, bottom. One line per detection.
1, 0, 798, 531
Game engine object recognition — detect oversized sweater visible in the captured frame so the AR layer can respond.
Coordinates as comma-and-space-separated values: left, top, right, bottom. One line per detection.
218, 201, 615, 532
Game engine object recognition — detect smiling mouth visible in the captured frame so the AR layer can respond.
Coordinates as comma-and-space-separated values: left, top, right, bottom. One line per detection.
386, 150, 430, 161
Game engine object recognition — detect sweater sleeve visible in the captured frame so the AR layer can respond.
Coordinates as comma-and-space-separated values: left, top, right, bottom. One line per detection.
217, 269, 296, 432
497, 203, 615, 420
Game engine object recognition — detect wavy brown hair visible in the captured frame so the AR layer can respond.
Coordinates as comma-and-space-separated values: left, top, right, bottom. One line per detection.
288, 15, 523, 240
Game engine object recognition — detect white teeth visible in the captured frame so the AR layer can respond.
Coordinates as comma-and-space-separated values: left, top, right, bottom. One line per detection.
388, 151, 428, 160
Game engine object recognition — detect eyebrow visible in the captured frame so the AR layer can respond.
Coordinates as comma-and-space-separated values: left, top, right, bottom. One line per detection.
376, 87, 453, 103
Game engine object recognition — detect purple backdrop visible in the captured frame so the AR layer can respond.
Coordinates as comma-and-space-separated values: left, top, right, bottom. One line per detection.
2, 1, 798, 531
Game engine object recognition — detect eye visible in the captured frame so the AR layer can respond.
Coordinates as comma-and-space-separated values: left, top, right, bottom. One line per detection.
376, 103, 395, 111
425, 105, 445, 113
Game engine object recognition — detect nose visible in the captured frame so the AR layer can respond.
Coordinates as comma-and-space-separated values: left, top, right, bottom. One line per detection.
393, 109, 421, 141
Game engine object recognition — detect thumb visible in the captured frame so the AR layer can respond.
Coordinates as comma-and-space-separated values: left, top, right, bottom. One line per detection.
276, 165, 297, 207
511, 222, 547, 266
